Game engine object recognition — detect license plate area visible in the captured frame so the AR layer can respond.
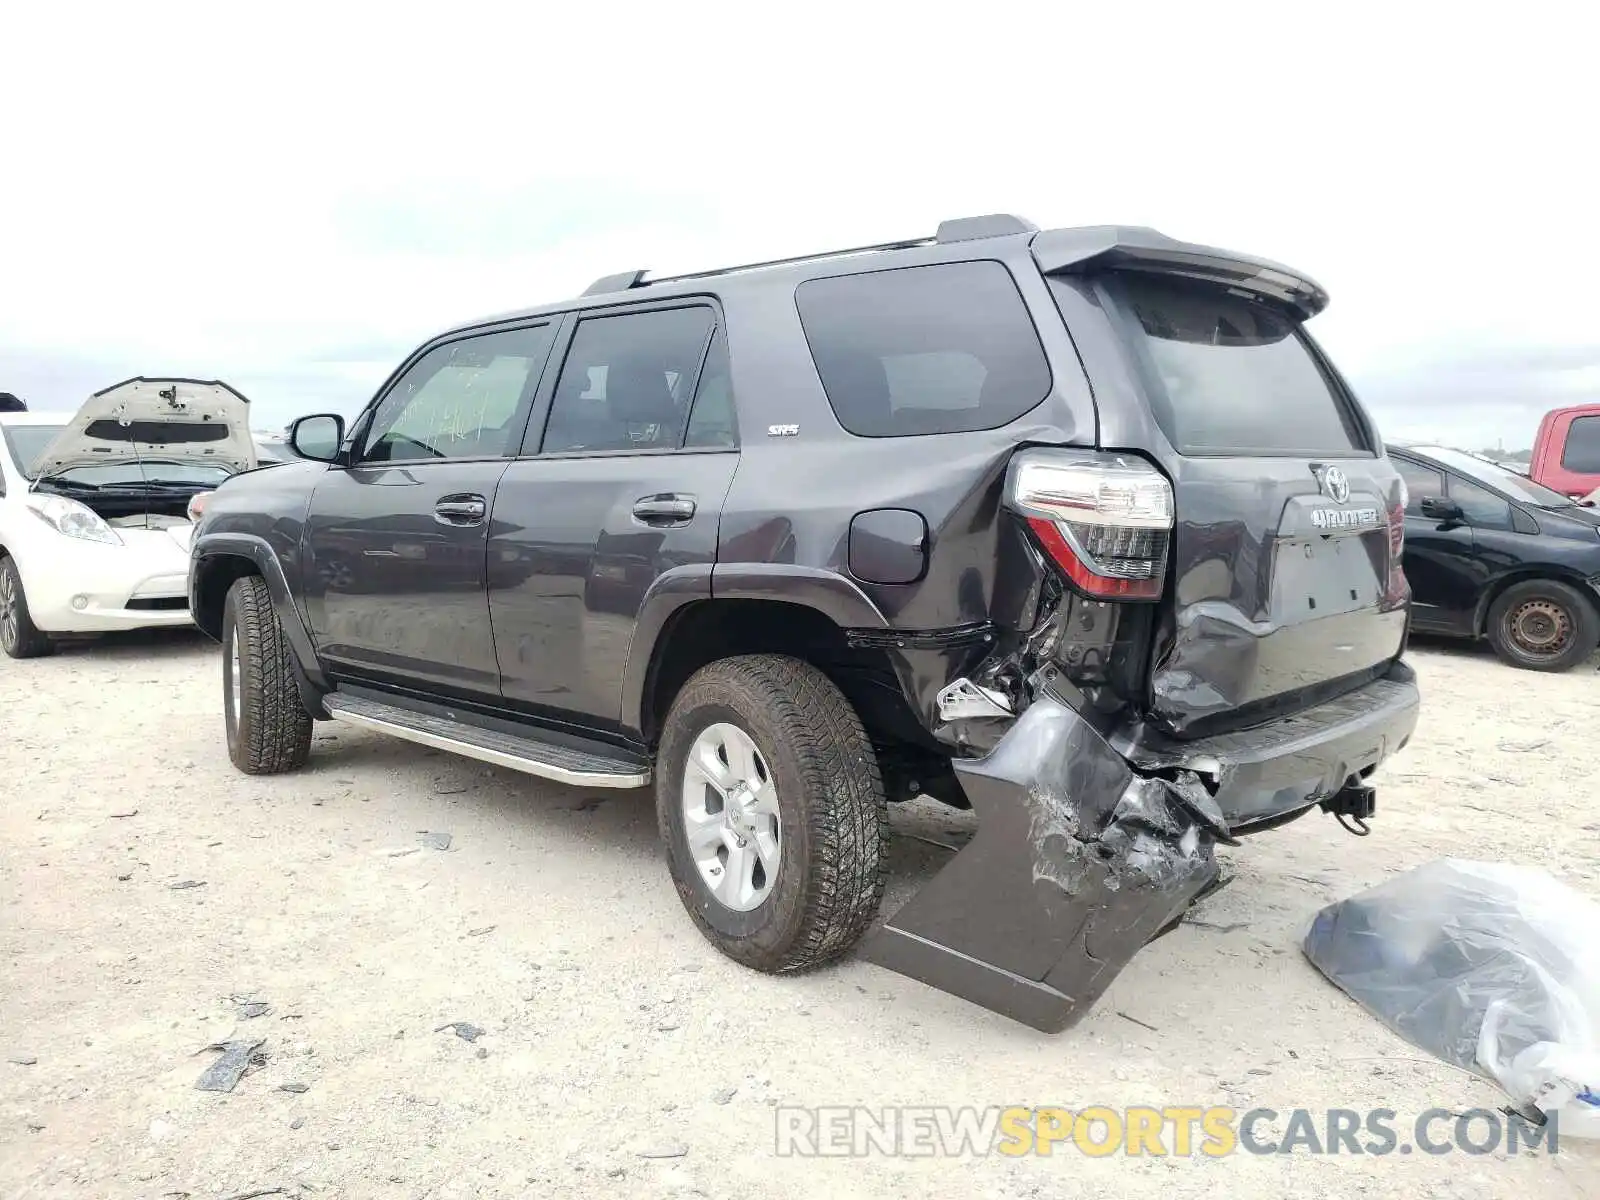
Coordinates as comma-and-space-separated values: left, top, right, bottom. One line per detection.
1270, 533, 1383, 621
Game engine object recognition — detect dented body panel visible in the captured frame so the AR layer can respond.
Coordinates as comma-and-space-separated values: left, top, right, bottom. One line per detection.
865, 691, 1223, 1031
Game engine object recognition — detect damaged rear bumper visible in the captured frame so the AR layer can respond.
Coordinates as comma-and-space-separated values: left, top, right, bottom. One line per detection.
1111, 662, 1420, 830
863, 666, 1420, 1031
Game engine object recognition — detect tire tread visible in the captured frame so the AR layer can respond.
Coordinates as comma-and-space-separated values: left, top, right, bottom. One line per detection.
226, 575, 312, 774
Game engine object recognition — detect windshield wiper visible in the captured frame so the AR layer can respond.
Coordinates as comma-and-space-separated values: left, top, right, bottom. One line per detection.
118, 479, 217, 489
35, 476, 102, 491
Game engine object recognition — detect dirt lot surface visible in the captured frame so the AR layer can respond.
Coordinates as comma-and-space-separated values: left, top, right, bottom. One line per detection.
3, 633, 1598, 1199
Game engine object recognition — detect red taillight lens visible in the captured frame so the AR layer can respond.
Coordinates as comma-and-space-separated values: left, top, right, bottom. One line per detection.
1006, 451, 1175, 601
1385, 499, 1409, 603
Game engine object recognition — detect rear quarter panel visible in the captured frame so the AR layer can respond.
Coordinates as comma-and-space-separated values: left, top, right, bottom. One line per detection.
712, 253, 1097, 631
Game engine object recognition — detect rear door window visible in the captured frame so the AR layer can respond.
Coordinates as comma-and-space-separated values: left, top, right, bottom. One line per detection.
1561, 415, 1600, 473
1104, 274, 1366, 456
536, 306, 715, 454
796, 261, 1051, 437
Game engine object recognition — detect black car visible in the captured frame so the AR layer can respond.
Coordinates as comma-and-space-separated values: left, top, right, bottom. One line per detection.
188, 215, 1419, 1032
1390, 444, 1600, 670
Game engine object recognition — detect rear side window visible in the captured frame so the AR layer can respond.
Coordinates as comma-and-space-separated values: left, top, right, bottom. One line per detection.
538, 306, 715, 454
1106, 275, 1365, 456
1561, 415, 1600, 473
796, 261, 1051, 437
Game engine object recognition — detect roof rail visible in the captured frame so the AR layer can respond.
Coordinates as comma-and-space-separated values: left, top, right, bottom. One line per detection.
642, 236, 934, 289
934, 213, 1037, 243
582, 269, 649, 296
580, 213, 1037, 297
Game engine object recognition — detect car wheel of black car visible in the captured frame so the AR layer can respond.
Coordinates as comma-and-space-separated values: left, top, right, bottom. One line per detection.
222, 575, 313, 774
656, 654, 888, 973
0, 556, 53, 659
1486, 579, 1600, 672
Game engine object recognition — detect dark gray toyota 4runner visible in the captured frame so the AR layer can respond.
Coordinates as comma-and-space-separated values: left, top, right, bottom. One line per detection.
189, 215, 1419, 1031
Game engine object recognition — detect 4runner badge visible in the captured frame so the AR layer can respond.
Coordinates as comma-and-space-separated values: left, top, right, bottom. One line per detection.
1311, 506, 1380, 530
767, 424, 800, 437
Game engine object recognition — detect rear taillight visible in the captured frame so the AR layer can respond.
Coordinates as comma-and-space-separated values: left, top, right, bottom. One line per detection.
1006, 451, 1174, 600
1385, 496, 1408, 603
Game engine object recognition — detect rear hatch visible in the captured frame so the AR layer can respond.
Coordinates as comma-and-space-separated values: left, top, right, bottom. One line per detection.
1035, 231, 1408, 737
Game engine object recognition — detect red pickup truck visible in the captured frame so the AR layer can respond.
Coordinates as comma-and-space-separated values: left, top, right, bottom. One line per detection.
1530, 403, 1600, 503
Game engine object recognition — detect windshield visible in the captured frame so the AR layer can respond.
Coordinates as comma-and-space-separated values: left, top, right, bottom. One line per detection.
1416, 446, 1574, 507
42, 460, 234, 487
1, 424, 66, 480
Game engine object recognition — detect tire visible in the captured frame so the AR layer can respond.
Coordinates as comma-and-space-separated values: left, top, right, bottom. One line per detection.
656, 654, 888, 973
1486, 579, 1600, 672
222, 575, 313, 773
0, 556, 53, 659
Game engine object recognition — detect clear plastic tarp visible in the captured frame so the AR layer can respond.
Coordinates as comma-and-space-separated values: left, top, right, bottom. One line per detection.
1303, 858, 1600, 1137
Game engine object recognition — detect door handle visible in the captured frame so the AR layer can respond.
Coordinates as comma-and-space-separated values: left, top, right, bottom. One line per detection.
632, 495, 696, 524
434, 494, 488, 526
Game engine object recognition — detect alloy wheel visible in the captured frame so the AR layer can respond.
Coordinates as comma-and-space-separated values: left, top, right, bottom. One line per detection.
0, 567, 16, 653
680, 722, 781, 912
226, 624, 243, 739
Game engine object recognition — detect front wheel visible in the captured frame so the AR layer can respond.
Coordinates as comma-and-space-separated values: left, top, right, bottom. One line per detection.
656, 655, 888, 973
222, 575, 313, 773
1486, 579, 1600, 672
0, 556, 53, 659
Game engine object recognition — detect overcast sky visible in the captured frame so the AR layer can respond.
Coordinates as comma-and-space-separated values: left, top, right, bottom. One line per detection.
3, 4, 1594, 450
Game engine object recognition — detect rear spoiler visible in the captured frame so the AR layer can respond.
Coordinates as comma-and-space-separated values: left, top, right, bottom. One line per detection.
1030, 225, 1329, 320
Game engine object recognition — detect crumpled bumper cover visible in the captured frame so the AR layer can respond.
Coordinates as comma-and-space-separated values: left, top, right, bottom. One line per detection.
1112, 664, 1421, 828
863, 668, 1421, 1031
863, 690, 1222, 1033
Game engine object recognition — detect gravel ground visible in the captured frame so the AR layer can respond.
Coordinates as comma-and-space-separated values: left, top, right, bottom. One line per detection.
3, 632, 1598, 1199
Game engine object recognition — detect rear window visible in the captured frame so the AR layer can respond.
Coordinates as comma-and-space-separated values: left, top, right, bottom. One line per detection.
1560, 415, 1600, 474
796, 261, 1051, 437
1105, 274, 1365, 456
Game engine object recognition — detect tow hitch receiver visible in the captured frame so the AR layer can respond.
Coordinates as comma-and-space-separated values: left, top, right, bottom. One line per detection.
863, 690, 1222, 1032
1320, 779, 1377, 836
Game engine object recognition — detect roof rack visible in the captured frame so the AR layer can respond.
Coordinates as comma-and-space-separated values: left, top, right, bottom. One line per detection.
581, 270, 649, 296
579, 212, 1036, 297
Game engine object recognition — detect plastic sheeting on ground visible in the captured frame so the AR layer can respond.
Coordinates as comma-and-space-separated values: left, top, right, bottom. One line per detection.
1303, 858, 1600, 1137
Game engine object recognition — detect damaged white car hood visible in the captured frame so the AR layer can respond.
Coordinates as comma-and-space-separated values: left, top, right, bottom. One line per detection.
30, 377, 257, 477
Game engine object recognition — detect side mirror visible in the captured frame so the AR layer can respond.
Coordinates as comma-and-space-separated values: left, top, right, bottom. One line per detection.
289, 413, 346, 463
1419, 496, 1464, 523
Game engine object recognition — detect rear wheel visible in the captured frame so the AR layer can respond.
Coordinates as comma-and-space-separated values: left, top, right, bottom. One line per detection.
0, 556, 53, 659
1486, 579, 1600, 672
222, 575, 312, 773
656, 655, 888, 973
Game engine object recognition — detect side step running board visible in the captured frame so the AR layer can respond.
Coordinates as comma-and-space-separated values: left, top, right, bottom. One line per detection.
322, 693, 650, 789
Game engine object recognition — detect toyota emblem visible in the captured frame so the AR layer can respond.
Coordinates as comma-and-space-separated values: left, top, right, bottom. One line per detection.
1321, 466, 1351, 504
